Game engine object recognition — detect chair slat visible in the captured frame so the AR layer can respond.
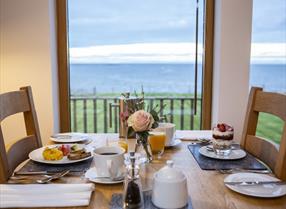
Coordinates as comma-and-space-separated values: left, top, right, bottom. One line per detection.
7, 135, 38, 177
254, 91, 286, 121
245, 135, 278, 172
0, 91, 30, 122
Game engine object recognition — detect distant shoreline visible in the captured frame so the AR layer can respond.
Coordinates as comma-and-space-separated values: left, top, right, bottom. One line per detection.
69, 63, 286, 95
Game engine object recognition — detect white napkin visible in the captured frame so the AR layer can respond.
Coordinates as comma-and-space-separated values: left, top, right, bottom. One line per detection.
175, 130, 212, 141
0, 184, 95, 208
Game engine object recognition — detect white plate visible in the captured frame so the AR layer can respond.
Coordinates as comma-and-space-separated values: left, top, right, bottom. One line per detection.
29, 144, 94, 164
50, 133, 89, 143
165, 139, 182, 148
85, 167, 124, 184
224, 173, 286, 198
199, 146, 246, 160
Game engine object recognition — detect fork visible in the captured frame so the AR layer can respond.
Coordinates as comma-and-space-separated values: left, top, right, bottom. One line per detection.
36, 170, 70, 184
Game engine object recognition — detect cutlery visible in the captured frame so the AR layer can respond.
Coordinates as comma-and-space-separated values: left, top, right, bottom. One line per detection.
225, 181, 286, 186
10, 175, 51, 181
206, 145, 239, 152
183, 138, 210, 142
14, 171, 49, 175
36, 170, 70, 184
218, 168, 271, 174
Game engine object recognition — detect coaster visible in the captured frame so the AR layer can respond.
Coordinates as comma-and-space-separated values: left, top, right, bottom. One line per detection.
110, 191, 193, 209
188, 143, 267, 170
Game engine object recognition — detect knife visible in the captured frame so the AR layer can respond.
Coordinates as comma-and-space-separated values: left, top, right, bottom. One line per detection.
14, 171, 49, 175
225, 181, 286, 186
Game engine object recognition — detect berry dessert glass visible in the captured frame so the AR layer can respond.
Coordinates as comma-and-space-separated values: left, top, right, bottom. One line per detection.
212, 123, 234, 156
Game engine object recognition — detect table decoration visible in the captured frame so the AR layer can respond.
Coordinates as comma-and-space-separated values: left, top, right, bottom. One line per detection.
188, 143, 267, 170
120, 91, 166, 162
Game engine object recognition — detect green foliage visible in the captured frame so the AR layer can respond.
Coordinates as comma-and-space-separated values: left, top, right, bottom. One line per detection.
256, 112, 284, 144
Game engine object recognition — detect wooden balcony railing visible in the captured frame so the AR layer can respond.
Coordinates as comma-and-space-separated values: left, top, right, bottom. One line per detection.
70, 96, 201, 133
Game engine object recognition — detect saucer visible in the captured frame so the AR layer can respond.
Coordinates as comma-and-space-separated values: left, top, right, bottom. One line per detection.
85, 167, 124, 184
199, 146, 246, 160
224, 173, 286, 198
165, 139, 182, 148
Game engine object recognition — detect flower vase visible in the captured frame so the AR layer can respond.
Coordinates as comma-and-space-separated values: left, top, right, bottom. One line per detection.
135, 134, 152, 163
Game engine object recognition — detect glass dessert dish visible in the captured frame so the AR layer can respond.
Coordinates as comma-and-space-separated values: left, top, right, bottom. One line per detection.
212, 123, 234, 156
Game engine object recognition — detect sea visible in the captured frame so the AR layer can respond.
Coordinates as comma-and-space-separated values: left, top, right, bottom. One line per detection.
70, 64, 286, 95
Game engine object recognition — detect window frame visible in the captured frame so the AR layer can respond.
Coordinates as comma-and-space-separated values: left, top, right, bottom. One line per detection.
56, 0, 214, 132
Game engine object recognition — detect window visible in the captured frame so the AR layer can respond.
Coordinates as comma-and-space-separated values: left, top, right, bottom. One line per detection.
56, 0, 214, 132
250, 0, 286, 143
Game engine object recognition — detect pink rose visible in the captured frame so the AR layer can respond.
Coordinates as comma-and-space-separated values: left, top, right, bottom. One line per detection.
127, 110, 154, 132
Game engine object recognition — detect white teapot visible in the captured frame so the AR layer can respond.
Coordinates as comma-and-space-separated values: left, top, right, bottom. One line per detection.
152, 160, 188, 209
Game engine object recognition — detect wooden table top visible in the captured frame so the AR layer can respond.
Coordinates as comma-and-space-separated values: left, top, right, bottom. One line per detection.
11, 132, 286, 209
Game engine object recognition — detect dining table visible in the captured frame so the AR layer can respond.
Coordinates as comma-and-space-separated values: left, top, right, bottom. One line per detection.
8, 131, 286, 209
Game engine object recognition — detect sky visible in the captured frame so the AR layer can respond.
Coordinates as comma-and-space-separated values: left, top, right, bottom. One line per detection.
68, 0, 286, 64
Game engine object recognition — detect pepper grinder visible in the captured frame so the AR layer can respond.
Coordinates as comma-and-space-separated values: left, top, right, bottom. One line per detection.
122, 152, 144, 209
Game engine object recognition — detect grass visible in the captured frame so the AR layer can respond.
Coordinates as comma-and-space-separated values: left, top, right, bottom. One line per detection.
256, 113, 284, 144
70, 93, 284, 145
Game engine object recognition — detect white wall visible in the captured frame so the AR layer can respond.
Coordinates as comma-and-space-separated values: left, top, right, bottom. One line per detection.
0, 0, 59, 146
212, 0, 253, 141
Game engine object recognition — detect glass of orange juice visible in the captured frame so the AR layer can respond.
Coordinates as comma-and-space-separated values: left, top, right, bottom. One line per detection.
118, 139, 128, 153
148, 131, 166, 159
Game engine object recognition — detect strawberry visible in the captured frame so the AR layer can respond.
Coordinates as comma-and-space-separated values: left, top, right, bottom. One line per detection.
223, 123, 234, 131
58, 145, 70, 156
217, 123, 226, 132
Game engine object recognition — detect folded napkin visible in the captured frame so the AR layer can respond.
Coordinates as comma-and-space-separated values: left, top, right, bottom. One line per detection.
0, 184, 95, 208
175, 130, 212, 141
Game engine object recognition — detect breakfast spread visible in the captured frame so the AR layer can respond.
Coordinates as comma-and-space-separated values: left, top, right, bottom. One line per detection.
42, 144, 91, 161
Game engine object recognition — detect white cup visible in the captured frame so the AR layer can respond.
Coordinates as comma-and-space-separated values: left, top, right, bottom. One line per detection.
153, 123, 176, 146
93, 146, 125, 177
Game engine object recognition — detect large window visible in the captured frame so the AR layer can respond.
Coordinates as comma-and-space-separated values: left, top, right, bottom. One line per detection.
250, 0, 286, 143
57, 0, 214, 132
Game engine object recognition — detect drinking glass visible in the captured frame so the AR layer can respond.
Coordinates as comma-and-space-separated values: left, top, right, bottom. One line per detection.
148, 132, 166, 159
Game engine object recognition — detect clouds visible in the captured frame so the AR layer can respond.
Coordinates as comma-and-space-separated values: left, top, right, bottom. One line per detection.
69, 42, 285, 64
251, 43, 286, 64
70, 42, 202, 64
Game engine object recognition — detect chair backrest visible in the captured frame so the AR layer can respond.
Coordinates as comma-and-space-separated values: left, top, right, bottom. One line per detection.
240, 87, 286, 180
0, 86, 42, 183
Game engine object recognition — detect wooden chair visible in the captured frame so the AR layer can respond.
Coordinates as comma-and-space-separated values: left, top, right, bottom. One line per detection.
0, 86, 42, 183
241, 87, 286, 180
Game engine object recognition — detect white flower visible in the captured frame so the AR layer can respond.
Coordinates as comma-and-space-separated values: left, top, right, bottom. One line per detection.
127, 110, 154, 132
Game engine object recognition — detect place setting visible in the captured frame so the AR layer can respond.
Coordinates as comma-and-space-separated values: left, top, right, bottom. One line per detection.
185, 123, 286, 199
187, 123, 266, 169
10, 134, 96, 184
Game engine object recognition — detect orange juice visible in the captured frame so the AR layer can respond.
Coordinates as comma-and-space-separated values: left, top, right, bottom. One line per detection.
118, 140, 128, 153
148, 132, 166, 155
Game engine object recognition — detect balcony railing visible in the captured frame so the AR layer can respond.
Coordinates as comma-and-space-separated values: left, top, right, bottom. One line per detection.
70, 96, 201, 133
